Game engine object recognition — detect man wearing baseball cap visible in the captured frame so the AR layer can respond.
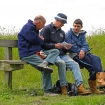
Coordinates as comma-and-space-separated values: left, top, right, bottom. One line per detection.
40, 13, 91, 96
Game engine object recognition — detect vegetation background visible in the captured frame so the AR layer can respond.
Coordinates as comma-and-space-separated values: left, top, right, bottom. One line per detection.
0, 28, 105, 105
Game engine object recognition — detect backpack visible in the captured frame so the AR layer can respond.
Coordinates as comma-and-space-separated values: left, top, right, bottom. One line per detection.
52, 80, 78, 96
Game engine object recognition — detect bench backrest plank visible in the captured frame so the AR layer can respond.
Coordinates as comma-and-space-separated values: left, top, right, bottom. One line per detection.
0, 39, 18, 60
0, 39, 18, 47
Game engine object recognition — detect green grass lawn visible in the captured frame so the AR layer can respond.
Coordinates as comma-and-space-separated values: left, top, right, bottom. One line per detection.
0, 32, 105, 105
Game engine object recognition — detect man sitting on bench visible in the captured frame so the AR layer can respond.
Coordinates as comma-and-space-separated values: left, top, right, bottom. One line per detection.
65, 18, 105, 94
18, 15, 59, 96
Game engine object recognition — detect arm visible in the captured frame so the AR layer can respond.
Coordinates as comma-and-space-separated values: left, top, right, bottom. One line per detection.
65, 30, 89, 54
24, 28, 44, 45
65, 30, 81, 53
80, 36, 89, 53
40, 27, 55, 50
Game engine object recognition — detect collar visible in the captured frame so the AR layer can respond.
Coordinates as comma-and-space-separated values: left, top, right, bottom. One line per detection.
51, 22, 61, 30
72, 28, 86, 36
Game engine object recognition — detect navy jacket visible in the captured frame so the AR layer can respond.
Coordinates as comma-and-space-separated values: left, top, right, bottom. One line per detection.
65, 28, 89, 54
18, 19, 44, 58
41, 22, 67, 55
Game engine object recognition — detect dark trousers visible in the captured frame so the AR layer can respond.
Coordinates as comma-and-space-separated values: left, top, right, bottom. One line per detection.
73, 53, 103, 80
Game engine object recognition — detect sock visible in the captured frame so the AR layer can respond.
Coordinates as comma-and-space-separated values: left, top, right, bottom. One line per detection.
43, 60, 48, 65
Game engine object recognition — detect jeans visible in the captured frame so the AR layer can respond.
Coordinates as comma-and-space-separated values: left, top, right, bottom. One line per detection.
79, 53, 103, 80
21, 49, 59, 91
55, 54, 83, 87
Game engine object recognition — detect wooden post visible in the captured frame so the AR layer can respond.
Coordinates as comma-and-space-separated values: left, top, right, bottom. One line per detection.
4, 47, 12, 89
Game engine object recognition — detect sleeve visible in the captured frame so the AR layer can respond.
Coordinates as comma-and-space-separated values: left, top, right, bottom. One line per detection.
65, 30, 81, 53
40, 27, 55, 50
24, 28, 44, 45
80, 36, 89, 53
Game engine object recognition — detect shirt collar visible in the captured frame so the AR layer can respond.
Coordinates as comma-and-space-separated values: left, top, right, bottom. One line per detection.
51, 22, 61, 30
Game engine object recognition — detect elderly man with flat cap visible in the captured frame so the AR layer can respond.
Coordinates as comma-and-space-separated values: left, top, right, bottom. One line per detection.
40, 13, 91, 95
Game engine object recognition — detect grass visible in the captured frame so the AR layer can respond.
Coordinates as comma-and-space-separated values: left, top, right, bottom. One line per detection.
0, 28, 105, 105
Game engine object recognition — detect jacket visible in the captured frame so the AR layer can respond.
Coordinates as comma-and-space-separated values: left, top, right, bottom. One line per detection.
65, 28, 89, 54
18, 19, 44, 58
41, 22, 67, 55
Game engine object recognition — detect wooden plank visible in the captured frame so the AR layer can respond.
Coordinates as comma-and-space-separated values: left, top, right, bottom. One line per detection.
0, 39, 18, 47
4, 71, 12, 89
4, 47, 12, 60
0, 60, 26, 64
0, 63, 24, 71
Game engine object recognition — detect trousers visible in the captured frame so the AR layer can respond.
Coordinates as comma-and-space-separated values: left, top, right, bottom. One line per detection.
55, 54, 83, 87
74, 53, 103, 80
21, 49, 59, 91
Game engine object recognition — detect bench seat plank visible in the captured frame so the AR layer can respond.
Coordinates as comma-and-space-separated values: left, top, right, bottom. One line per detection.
0, 60, 26, 71
0, 60, 26, 64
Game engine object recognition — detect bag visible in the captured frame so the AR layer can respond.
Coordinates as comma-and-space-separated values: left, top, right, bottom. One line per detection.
52, 80, 78, 96
73, 55, 93, 67
36, 51, 47, 59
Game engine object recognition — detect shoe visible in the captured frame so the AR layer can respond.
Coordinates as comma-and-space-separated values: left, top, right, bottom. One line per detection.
44, 89, 58, 96
78, 84, 91, 95
88, 80, 104, 94
37, 61, 53, 73
61, 85, 68, 95
96, 72, 105, 88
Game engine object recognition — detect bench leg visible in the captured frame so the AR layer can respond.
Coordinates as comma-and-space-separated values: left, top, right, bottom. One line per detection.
4, 71, 12, 89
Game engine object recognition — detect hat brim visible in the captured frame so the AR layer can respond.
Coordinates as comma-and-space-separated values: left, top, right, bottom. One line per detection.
55, 17, 67, 24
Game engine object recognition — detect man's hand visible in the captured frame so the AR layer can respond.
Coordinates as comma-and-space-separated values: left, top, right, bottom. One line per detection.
55, 43, 64, 49
39, 35, 44, 40
79, 50, 85, 59
65, 44, 72, 50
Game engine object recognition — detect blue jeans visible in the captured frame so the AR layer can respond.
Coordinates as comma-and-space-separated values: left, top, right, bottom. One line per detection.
55, 54, 83, 87
21, 49, 59, 91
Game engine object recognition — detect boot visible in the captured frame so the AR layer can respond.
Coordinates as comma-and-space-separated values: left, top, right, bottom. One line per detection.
37, 61, 53, 73
78, 84, 91, 95
96, 72, 105, 88
61, 85, 68, 95
88, 80, 104, 94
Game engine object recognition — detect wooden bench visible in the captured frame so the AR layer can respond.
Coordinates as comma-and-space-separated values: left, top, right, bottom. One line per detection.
0, 39, 26, 89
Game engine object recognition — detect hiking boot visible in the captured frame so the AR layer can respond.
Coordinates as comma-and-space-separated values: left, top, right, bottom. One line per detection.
96, 72, 105, 88
88, 80, 104, 94
78, 84, 91, 95
44, 89, 58, 96
37, 61, 53, 73
61, 85, 68, 95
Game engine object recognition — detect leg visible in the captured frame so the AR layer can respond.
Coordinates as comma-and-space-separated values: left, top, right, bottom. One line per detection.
61, 55, 83, 87
76, 54, 96, 80
41, 71, 52, 91
44, 49, 59, 64
88, 54, 103, 72
55, 56, 68, 95
80, 54, 105, 94
21, 54, 52, 91
37, 49, 59, 73
55, 56, 67, 86
60, 55, 91, 95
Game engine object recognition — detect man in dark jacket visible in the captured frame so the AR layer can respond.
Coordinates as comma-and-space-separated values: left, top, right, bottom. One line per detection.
18, 15, 59, 96
41, 13, 91, 95
65, 18, 105, 94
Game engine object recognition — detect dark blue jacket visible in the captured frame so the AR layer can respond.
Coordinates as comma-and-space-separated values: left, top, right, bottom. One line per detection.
41, 22, 67, 55
65, 28, 89, 54
18, 19, 44, 58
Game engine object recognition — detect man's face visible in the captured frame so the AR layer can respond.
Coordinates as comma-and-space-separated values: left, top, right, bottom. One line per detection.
39, 20, 46, 30
56, 20, 64, 29
73, 23, 82, 33
35, 19, 46, 30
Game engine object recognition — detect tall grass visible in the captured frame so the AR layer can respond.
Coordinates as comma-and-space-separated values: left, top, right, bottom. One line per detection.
0, 28, 105, 105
